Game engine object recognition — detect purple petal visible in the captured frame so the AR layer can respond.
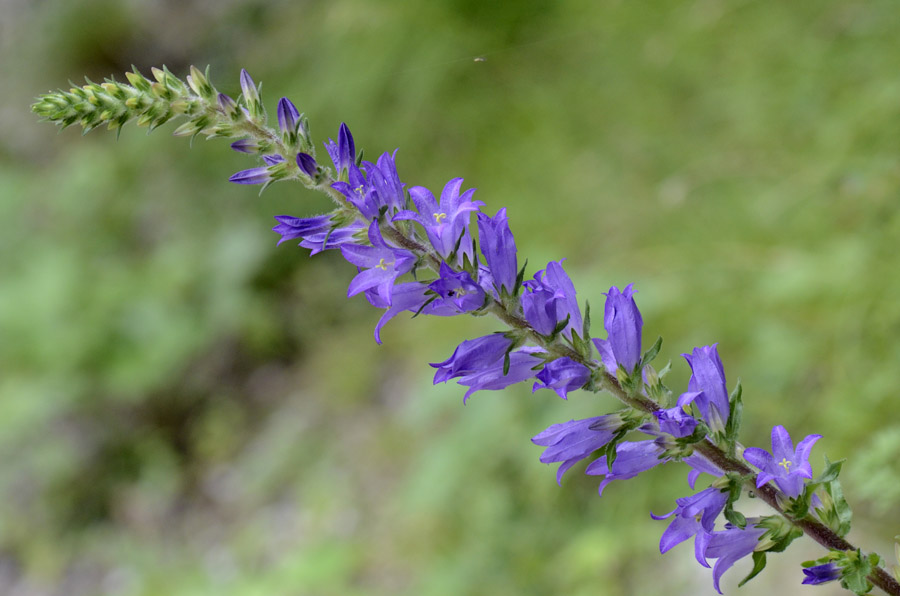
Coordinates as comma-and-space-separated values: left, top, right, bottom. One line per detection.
277, 97, 300, 134
794, 434, 822, 478
230, 138, 257, 153
296, 152, 317, 177
229, 166, 269, 185
770, 425, 795, 462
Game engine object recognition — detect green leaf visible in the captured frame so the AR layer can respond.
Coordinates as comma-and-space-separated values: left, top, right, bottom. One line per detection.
581, 300, 591, 340
738, 552, 767, 587
841, 559, 874, 594
724, 503, 747, 529
814, 456, 845, 484
514, 259, 528, 295
551, 313, 571, 337
826, 479, 853, 537
724, 379, 743, 454
604, 428, 629, 471
640, 336, 663, 367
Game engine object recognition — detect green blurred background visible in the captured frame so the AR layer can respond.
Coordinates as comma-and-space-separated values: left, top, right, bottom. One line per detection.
4, 0, 900, 594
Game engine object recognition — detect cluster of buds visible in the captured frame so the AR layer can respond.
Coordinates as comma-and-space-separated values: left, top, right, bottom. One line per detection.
32, 67, 900, 596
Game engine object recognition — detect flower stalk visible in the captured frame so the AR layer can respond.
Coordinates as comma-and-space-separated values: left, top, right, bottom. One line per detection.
33, 67, 900, 596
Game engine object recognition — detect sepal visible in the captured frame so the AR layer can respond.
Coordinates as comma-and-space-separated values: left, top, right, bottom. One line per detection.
723, 379, 742, 455
737, 551, 767, 588
720, 472, 748, 529
786, 457, 853, 537
640, 335, 662, 367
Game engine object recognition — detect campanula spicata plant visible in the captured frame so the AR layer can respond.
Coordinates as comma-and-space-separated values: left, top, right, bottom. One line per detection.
32, 66, 900, 595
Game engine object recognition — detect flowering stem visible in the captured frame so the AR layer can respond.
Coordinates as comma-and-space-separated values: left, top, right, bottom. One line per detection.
33, 66, 900, 595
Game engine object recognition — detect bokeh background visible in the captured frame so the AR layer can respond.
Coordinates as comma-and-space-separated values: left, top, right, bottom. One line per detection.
3, 0, 900, 594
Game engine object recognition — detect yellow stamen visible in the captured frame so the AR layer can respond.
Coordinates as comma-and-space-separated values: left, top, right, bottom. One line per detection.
375, 258, 390, 271
433, 212, 448, 224
777, 458, 792, 471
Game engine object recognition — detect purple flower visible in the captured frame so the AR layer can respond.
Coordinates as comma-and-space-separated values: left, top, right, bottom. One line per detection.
229, 166, 271, 185
592, 284, 643, 375
218, 93, 238, 115
677, 345, 730, 433
325, 122, 356, 175
585, 440, 667, 496
340, 221, 416, 305
652, 486, 728, 566
272, 214, 332, 246
332, 165, 378, 219
394, 178, 483, 261
654, 406, 698, 438
362, 151, 406, 213
743, 425, 822, 498
276, 97, 300, 136
299, 221, 365, 255
230, 138, 257, 154
296, 152, 317, 177
428, 262, 485, 313
454, 347, 544, 404
802, 562, 841, 585
477, 208, 518, 295
683, 453, 725, 490
703, 523, 767, 594
520, 261, 583, 339
239, 69, 259, 104
332, 151, 406, 220
363, 282, 456, 344
430, 333, 514, 384
532, 357, 591, 400
532, 414, 625, 484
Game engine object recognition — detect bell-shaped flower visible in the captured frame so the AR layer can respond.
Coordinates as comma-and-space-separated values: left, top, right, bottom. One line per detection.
802, 562, 841, 585
743, 425, 822, 498
477, 208, 518, 295
363, 282, 456, 344
363, 150, 406, 214
299, 221, 366, 255
296, 152, 317, 177
652, 486, 729, 567
703, 522, 767, 594
394, 178, 483, 261
333, 152, 406, 220
430, 333, 514, 384
276, 97, 300, 136
272, 214, 332, 246
677, 344, 730, 434
653, 406, 698, 438
532, 414, 625, 484
239, 69, 259, 104
340, 221, 416, 305
218, 93, 239, 117
531, 357, 590, 400
521, 260, 583, 339
230, 138, 257, 154
325, 122, 355, 175
683, 453, 725, 490
332, 163, 378, 220
454, 347, 544, 404
428, 262, 485, 313
585, 440, 667, 496
229, 166, 271, 185
592, 284, 643, 375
